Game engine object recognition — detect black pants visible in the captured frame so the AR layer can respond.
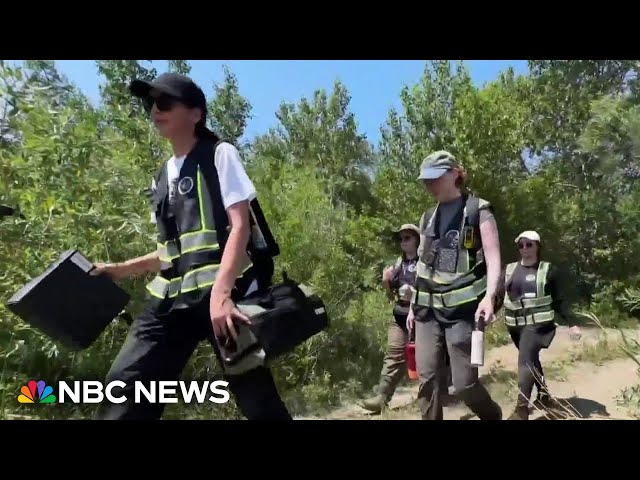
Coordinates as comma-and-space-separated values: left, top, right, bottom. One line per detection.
508, 322, 556, 406
415, 317, 501, 420
94, 298, 292, 420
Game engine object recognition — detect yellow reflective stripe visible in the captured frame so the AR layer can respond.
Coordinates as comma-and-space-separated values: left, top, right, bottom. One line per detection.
146, 276, 181, 299
413, 276, 487, 308
504, 295, 553, 311
181, 264, 220, 293
416, 261, 430, 280
157, 241, 180, 262
147, 265, 224, 299
537, 261, 550, 296
505, 262, 517, 284
417, 262, 458, 284
457, 248, 469, 275
197, 166, 216, 231
180, 229, 219, 254
416, 263, 467, 285
505, 310, 555, 326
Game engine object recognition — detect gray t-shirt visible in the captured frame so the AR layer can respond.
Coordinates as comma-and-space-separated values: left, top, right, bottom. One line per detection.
436, 196, 494, 238
419, 195, 494, 323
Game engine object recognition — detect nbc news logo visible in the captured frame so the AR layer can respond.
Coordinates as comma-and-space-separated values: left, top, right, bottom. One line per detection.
17, 379, 230, 404
18, 380, 56, 404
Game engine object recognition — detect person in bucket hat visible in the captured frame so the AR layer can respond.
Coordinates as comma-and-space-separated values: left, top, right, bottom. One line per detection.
359, 223, 425, 413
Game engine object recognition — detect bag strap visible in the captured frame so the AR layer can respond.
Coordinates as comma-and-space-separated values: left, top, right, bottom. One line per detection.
465, 194, 480, 228
213, 139, 280, 258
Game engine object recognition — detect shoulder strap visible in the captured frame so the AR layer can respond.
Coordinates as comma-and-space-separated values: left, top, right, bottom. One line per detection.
418, 211, 427, 233
394, 256, 402, 269
418, 207, 437, 264
144, 160, 168, 202
505, 262, 518, 282
465, 195, 480, 228
422, 206, 437, 236
210, 138, 280, 258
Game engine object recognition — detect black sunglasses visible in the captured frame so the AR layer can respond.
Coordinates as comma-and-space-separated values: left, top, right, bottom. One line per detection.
518, 241, 534, 249
142, 94, 181, 113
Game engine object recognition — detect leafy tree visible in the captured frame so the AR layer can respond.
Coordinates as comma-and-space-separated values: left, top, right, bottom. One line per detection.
207, 65, 252, 149
3, 59, 640, 420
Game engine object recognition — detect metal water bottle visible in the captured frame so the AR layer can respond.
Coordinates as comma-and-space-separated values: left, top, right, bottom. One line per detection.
470, 313, 485, 367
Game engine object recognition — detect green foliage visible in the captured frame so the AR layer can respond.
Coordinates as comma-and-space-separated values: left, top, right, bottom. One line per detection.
617, 327, 640, 418
2, 59, 640, 419
207, 65, 252, 148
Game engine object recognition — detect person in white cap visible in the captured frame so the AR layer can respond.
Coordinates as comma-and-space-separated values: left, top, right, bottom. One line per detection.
503, 230, 579, 419
408, 151, 503, 420
359, 224, 428, 413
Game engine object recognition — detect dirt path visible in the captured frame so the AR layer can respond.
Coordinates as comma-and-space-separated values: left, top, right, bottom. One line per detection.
298, 326, 640, 420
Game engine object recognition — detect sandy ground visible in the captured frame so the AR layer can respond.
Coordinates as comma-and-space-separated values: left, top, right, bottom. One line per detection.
298, 326, 640, 420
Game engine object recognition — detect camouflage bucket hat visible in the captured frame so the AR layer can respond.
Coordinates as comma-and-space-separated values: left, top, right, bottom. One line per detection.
417, 150, 459, 180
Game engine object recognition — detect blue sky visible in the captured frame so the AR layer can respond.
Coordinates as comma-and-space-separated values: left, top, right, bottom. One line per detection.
53, 60, 529, 145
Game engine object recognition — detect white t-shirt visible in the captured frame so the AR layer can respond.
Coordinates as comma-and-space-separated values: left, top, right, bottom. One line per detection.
160, 141, 258, 295
165, 141, 256, 208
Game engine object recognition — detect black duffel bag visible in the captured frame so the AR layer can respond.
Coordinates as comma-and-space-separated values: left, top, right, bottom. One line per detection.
218, 273, 329, 371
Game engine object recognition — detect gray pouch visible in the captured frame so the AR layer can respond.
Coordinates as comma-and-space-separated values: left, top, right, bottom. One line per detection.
215, 320, 266, 376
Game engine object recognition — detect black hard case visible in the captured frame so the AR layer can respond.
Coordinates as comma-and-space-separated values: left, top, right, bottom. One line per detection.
5, 250, 130, 350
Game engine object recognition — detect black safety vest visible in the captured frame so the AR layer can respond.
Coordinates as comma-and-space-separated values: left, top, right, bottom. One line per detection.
412, 194, 488, 320
145, 138, 278, 313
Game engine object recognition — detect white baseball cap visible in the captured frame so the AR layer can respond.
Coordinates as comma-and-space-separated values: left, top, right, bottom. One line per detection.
515, 230, 541, 244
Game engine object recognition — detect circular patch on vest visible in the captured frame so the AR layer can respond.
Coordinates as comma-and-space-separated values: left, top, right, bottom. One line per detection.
408, 264, 416, 272
526, 274, 536, 282
178, 177, 194, 195
444, 230, 460, 249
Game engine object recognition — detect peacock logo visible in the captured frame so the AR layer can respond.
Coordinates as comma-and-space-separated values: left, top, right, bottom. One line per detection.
18, 380, 56, 404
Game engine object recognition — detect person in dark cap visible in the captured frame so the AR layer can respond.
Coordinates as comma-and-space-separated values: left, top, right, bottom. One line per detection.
92, 72, 291, 420
407, 150, 503, 420
359, 223, 451, 413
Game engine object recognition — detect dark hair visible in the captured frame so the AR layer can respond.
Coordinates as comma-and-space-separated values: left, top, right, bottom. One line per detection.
535, 240, 542, 262
195, 119, 219, 142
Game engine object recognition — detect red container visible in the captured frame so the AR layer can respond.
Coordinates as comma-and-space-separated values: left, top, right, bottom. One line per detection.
406, 342, 418, 380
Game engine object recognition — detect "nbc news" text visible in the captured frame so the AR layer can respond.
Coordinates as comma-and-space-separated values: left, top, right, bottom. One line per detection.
57, 380, 230, 404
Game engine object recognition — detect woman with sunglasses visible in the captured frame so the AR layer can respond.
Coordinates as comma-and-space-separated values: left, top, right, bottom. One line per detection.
91, 72, 291, 420
359, 224, 422, 413
503, 230, 579, 420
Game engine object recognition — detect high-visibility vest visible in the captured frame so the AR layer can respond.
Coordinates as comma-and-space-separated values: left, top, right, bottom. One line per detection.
503, 261, 555, 327
145, 138, 275, 313
411, 194, 489, 320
